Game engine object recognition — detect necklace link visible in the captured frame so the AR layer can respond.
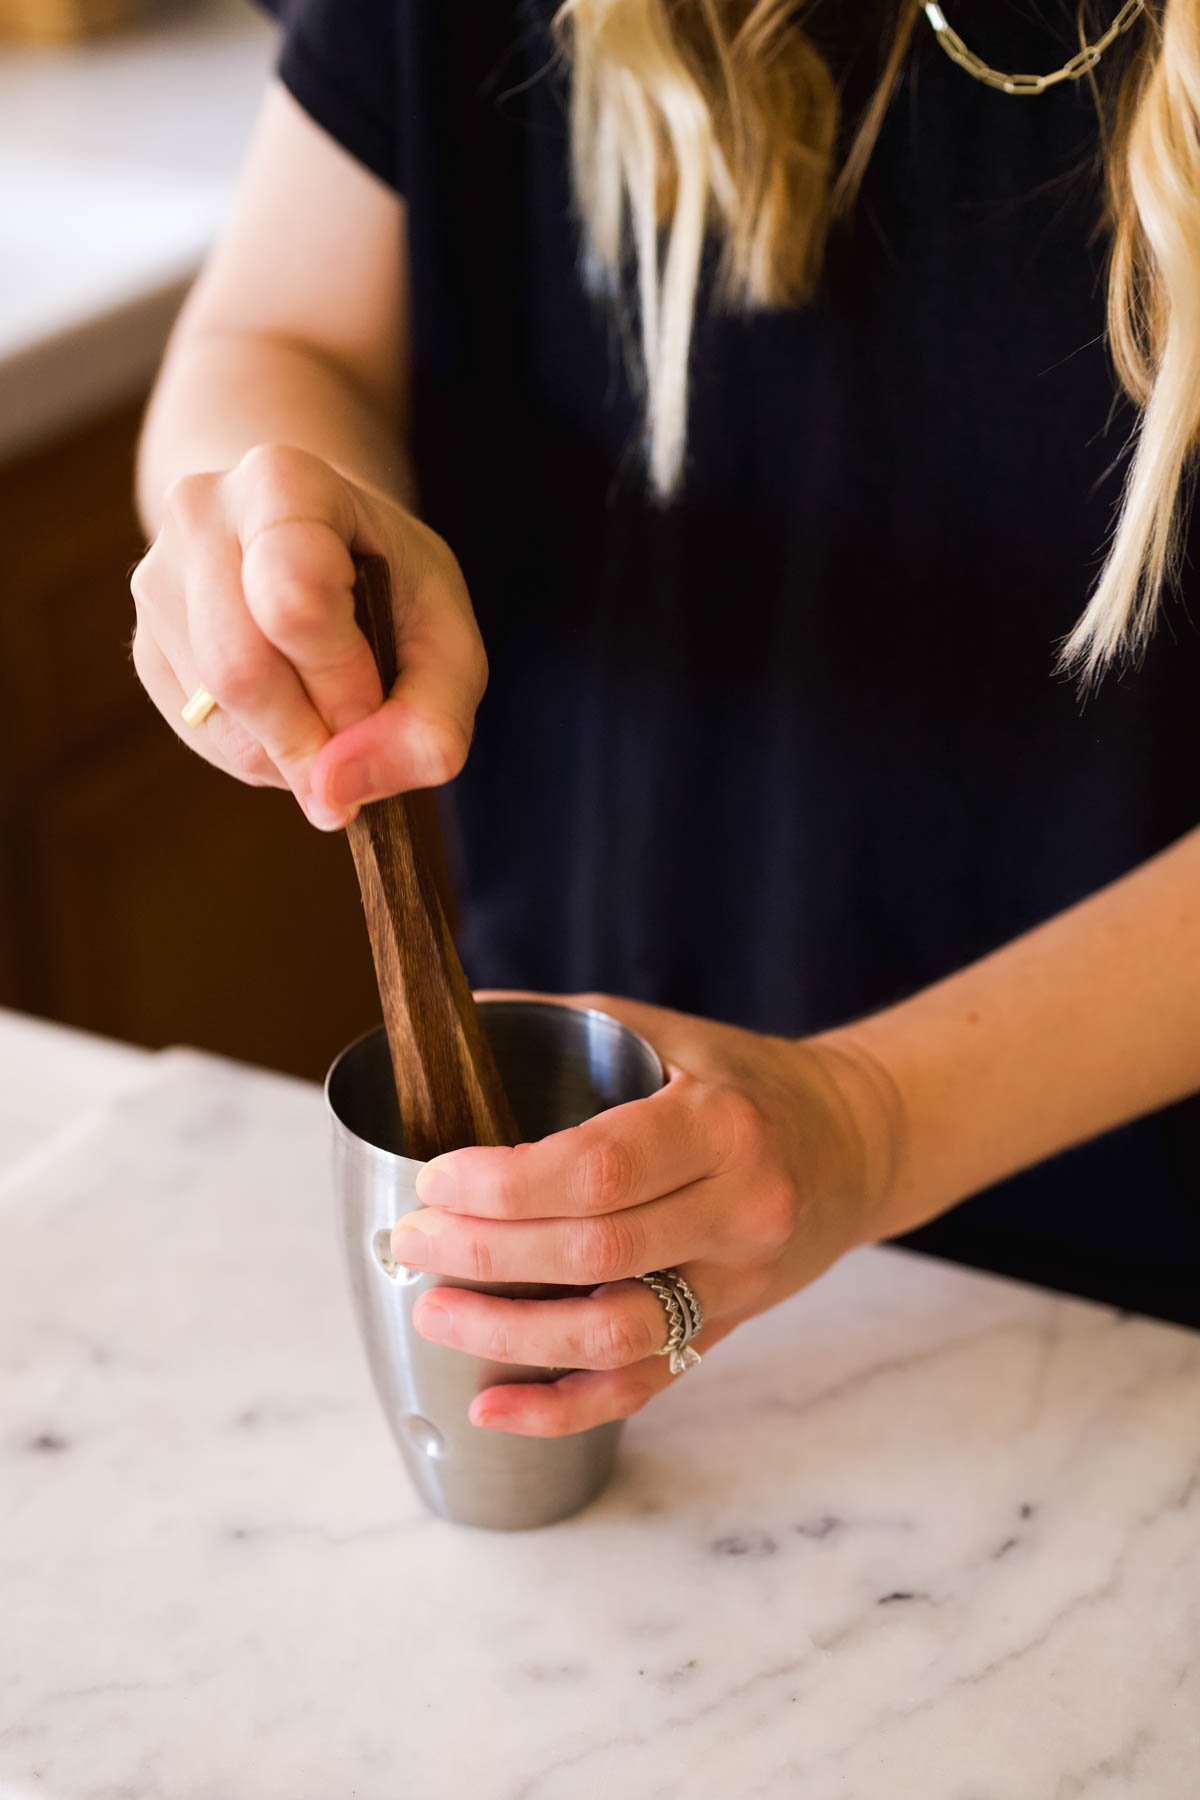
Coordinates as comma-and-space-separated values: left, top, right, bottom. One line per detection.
924, 1, 1146, 96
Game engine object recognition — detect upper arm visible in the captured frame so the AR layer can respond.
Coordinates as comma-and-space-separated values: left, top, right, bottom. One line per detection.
167, 78, 409, 434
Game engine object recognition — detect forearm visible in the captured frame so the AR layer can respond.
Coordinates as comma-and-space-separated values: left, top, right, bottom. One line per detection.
136, 326, 415, 537
818, 825, 1200, 1238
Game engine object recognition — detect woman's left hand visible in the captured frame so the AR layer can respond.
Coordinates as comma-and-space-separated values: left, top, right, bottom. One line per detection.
389, 990, 899, 1436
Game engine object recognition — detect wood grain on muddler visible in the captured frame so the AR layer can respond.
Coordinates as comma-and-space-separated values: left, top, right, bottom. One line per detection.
344, 554, 519, 1159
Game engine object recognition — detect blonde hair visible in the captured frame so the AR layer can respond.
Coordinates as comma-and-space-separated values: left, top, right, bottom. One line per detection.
553, 0, 1195, 678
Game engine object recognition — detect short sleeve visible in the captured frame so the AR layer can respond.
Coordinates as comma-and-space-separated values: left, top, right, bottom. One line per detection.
251, 0, 404, 193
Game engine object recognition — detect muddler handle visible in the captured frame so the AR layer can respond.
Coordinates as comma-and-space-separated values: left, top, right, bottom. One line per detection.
344, 554, 520, 1159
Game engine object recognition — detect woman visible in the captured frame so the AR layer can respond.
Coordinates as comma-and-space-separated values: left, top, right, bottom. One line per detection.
131, 0, 1200, 1436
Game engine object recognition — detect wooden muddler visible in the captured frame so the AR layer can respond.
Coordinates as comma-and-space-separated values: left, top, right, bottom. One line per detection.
344, 554, 519, 1160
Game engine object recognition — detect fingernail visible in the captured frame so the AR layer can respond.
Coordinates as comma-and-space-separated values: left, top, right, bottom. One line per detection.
328, 758, 375, 809
394, 1206, 447, 1237
390, 1214, 430, 1265
306, 798, 354, 832
414, 1161, 456, 1206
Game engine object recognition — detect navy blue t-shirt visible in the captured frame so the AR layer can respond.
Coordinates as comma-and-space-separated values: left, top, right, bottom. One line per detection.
259, 0, 1200, 1325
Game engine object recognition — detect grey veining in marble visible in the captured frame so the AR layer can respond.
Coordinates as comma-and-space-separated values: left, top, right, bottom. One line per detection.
1, 1040, 1198, 1797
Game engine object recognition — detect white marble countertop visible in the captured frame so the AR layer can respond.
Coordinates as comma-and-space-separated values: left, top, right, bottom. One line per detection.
0, 1004, 151, 1187
0, 0, 276, 462
1, 1007, 1198, 1797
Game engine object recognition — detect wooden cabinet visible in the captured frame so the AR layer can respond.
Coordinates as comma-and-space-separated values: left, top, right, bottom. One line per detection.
0, 0, 153, 45
0, 399, 386, 1081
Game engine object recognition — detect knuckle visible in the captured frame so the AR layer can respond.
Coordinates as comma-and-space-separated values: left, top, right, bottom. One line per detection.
467, 1235, 495, 1284
163, 470, 218, 530
572, 1134, 640, 1215
586, 1306, 654, 1370
568, 1213, 637, 1285
423, 528, 467, 593
715, 1084, 769, 1170
483, 1314, 519, 1364
129, 555, 154, 613
248, 568, 329, 643
192, 638, 264, 712
236, 441, 319, 503
484, 1152, 528, 1218
414, 712, 471, 785
748, 1174, 800, 1253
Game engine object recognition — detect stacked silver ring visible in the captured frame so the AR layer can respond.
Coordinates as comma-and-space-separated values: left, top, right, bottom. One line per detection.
633, 1268, 704, 1375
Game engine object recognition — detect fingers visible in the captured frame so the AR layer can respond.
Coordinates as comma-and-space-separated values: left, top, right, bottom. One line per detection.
471, 1364, 670, 1436
129, 610, 201, 741
130, 599, 283, 788
240, 517, 382, 739
391, 1176, 723, 1286
309, 541, 488, 813
131, 442, 491, 827
467, 1308, 742, 1437
181, 516, 356, 826
413, 1071, 737, 1220
414, 1277, 672, 1371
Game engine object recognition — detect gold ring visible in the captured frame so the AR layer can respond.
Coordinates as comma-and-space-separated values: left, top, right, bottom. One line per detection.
181, 685, 217, 728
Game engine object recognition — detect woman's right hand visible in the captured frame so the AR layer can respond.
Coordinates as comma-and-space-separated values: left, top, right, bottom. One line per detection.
129, 442, 488, 830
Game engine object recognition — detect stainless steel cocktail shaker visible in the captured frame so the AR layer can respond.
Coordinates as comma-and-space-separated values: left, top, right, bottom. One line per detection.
325, 998, 665, 1530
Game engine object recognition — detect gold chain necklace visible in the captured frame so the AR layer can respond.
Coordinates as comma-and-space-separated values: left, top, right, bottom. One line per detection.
923, 1, 1146, 95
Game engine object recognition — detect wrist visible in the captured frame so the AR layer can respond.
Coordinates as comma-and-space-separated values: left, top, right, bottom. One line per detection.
796, 1023, 913, 1246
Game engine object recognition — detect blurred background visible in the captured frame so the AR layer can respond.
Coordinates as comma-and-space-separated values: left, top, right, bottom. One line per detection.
0, 0, 385, 1081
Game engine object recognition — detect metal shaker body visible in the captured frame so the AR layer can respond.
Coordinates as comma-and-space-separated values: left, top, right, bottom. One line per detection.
325, 999, 666, 1530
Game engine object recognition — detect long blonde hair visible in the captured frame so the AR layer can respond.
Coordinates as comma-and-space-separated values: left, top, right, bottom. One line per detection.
552, 0, 1195, 679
